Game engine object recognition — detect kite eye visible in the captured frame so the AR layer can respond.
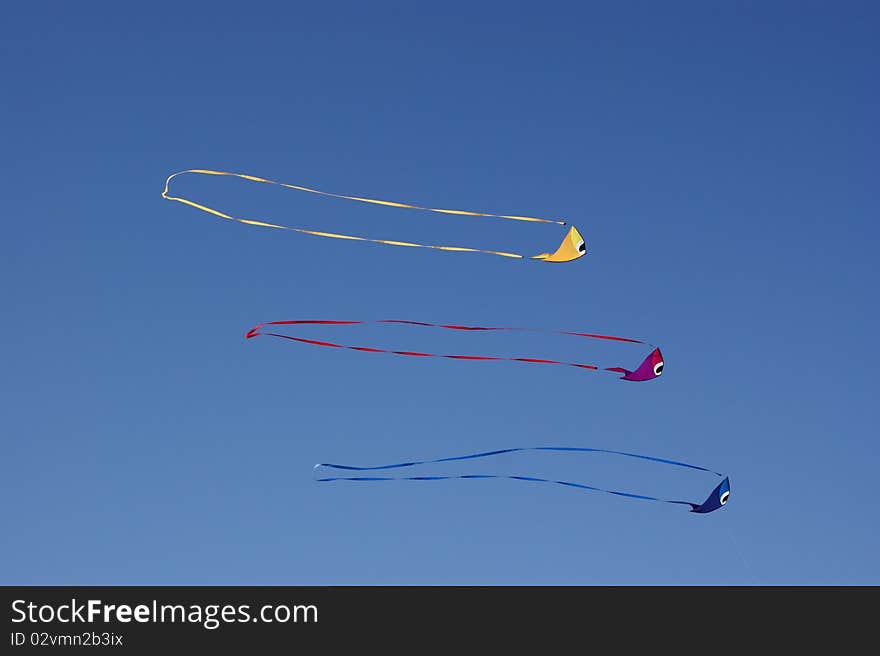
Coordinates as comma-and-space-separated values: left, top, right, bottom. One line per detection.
720, 490, 729, 506
576, 239, 586, 254
653, 361, 664, 377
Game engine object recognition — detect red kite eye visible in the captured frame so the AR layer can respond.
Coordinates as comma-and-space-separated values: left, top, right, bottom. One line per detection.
653, 361, 664, 376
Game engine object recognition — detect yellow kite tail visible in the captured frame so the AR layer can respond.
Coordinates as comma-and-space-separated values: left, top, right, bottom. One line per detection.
162, 169, 585, 263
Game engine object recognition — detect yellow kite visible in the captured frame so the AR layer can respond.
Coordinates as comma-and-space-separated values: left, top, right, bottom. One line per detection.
162, 169, 587, 263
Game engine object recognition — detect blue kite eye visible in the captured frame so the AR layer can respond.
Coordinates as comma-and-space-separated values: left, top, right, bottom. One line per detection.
653, 361, 664, 376
720, 490, 729, 506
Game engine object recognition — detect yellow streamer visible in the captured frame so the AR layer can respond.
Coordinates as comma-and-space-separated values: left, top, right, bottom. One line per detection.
161, 169, 587, 262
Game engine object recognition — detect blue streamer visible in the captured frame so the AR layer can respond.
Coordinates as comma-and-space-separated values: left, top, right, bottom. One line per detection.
314, 446, 730, 514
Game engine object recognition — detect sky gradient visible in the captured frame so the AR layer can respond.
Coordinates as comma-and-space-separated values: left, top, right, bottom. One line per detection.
2, 1, 878, 584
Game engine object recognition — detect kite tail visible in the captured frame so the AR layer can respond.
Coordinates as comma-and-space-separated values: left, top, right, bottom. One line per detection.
244, 319, 655, 378
313, 446, 725, 512
314, 446, 722, 476
162, 168, 584, 263
247, 328, 607, 372
313, 469, 695, 510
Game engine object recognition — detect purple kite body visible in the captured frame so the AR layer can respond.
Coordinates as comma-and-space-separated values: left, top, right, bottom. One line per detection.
606, 347, 665, 382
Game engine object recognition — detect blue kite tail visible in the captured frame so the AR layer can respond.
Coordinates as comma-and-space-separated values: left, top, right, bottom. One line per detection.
313, 446, 729, 514
314, 445, 724, 476
313, 471, 694, 509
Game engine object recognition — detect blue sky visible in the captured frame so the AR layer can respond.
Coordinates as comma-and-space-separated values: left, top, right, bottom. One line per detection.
2, 1, 877, 584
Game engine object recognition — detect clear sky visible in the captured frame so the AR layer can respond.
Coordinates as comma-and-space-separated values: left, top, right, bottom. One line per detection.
2, 1, 877, 584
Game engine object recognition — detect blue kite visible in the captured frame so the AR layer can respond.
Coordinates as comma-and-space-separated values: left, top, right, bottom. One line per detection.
314, 446, 730, 514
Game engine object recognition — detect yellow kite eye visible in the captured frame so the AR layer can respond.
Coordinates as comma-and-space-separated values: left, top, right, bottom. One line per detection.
653, 361, 664, 376
576, 239, 586, 254
720, 490, 729, 506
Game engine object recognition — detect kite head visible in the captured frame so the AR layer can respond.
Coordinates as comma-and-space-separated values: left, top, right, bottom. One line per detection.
611, 347, 664, 381
531, 226, 587, 263
690, 477, 730, 514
